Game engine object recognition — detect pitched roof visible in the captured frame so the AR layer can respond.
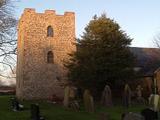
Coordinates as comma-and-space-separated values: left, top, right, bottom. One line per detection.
130, 47, 160, 76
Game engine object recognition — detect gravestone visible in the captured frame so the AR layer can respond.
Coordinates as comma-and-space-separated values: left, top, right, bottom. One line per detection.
63, 85, 79, 110
101, 85, 112, 107
63, 86, 70, 107
69, 86, 76, 100
11, 97, 24, 111
69, 100, 80, 111
83, 89, 94, 113
123, 84, 131, 108
11, 97, 19, 111
149, 94, 154, 108
141, 108, 158, 120
135, 85, 145, 104
30, 104, 45, 120
123, 112, 144, 120
136, 85, 143, 98
149, 94, 160, 111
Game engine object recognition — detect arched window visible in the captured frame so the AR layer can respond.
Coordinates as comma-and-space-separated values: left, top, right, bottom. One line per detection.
47, 26, 53, 37
47, 51, 54, 63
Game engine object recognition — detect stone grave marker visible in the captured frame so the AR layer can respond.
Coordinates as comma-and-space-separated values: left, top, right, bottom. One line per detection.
101, 85, 112, 107
149, 94, 160, 111
123, 112, 144, 120
11, 97, 24, 111
63, 86, 70, 107
141, 108, 158, 120
63, 85, 80, 110
135, 85, 146, 104
123, 84, 131, 108
30, 104, 45, 120
83, 89, 94, 113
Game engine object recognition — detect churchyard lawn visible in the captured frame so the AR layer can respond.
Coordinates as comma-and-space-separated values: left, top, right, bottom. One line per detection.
0, 95, 146, 120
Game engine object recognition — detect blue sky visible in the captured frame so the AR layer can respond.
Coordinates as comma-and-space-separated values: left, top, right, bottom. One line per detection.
14, 0, 160, 48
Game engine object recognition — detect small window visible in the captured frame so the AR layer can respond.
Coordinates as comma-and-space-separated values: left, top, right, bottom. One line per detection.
47, 26, 53, 37
47, 51, 54, 63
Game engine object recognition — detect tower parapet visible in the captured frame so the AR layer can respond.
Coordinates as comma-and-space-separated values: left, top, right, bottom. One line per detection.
64, 12, 75, 16
45, 10, 56, 15
22, 8, 74, 17
24, 8, 36, 14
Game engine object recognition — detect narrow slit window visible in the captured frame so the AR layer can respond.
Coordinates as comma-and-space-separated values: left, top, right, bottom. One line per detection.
47, 26, 53, 37
47, 51, 54, 63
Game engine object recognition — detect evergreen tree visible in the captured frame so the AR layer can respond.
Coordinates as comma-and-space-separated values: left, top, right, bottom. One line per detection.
65, 14, 135, 96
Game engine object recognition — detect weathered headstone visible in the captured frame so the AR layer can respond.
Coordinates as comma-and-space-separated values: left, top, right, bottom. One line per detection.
63, 86, 70, 107
123, 84, 131, 108
30, 104, 45, 120
149, 94, 154, 108
101, 85, 112, 107
31, 104, 40, 120
136, 85, 143, 98
69, 86, 76, 100
135, 85, 145, 104
63, 86, 71, 107
121, 112, 129, 120
123, 112, 144, 120
11, 97, 19, 111
83, 89, 94, 113
11, 97, 24, 111
69, 100, 80, 111
141, 108, 158, 120
149, 95, 160, 119
63, 85, 80, 110
149, 94, 160, 112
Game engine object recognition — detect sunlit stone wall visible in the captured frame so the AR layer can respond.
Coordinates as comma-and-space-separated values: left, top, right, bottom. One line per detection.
16, 8, 76, 100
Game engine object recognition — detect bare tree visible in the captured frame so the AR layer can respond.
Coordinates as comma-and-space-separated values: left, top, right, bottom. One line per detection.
153, 34, 160, 48
0, 0, 17, 78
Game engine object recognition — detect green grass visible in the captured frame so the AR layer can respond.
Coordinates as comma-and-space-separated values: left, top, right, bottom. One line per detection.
0, 95, 146, 120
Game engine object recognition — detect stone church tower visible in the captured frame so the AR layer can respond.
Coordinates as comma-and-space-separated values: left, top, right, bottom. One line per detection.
16, 8, 76, 100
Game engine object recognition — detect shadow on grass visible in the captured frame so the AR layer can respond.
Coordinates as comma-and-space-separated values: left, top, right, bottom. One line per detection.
0, 95, 146, 120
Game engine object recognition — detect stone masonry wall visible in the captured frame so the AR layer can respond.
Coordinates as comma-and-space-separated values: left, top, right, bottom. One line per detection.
16, 8, 76, 100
